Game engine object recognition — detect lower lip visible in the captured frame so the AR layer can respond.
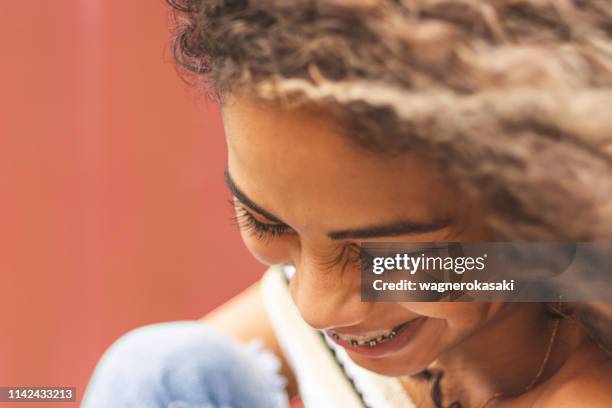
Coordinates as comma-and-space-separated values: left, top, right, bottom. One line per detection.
326, 318, 425, 358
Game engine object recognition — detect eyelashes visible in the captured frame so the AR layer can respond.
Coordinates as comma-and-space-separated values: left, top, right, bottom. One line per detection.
318, 243, 362, 274
229, 200, 292, 242
228, 200, 360, 273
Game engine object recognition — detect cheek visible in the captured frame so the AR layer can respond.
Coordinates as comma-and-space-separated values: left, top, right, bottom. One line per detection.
239, 231, 293, 266
399, 302, 492, 331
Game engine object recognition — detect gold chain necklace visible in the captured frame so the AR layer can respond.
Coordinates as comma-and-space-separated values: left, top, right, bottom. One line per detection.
478, 318, 561, 408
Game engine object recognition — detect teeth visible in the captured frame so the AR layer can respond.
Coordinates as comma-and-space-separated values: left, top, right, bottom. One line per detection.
330, 324, 405, 347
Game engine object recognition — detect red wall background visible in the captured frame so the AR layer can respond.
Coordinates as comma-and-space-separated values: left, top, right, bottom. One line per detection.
0, 1, 263, 406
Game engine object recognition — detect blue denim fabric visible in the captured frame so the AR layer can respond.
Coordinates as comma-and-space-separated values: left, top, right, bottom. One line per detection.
82, 321, 289, 408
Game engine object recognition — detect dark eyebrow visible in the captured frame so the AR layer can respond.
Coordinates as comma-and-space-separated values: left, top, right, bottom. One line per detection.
224, 169, 285, 224
326, 219, 451, 240
224, 169, 450, 239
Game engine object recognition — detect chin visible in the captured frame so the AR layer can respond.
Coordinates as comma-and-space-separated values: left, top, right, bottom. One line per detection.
347, 352, 429, 377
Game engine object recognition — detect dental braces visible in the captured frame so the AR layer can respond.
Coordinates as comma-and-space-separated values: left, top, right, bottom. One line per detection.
330, 329, 397, 347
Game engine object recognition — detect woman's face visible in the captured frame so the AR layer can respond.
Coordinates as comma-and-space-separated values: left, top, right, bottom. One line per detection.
222, 95, 501, 376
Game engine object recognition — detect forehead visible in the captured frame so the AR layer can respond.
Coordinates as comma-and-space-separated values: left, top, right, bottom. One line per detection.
221, 96, 456, 231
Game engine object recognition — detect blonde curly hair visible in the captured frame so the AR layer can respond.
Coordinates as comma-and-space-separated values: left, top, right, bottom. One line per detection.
168, 0, 612, 242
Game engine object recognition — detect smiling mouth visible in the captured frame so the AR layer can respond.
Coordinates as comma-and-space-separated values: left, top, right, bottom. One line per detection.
326, 320, 415, 347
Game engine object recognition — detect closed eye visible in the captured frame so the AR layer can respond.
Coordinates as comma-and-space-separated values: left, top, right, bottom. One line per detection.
229, 200, 295, 242
317, 243, 362, 274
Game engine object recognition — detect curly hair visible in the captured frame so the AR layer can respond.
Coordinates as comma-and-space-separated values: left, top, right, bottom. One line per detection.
166, 0, 612, 405
167, 0, 612, 242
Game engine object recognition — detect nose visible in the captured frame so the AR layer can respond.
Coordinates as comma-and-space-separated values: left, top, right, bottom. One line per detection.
288, 253, 373, 331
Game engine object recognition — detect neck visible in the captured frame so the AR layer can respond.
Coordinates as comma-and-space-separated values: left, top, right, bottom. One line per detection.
429, 303, 580, 406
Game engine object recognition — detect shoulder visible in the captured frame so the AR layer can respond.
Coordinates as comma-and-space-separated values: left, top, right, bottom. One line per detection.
538, 357, 612, 408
